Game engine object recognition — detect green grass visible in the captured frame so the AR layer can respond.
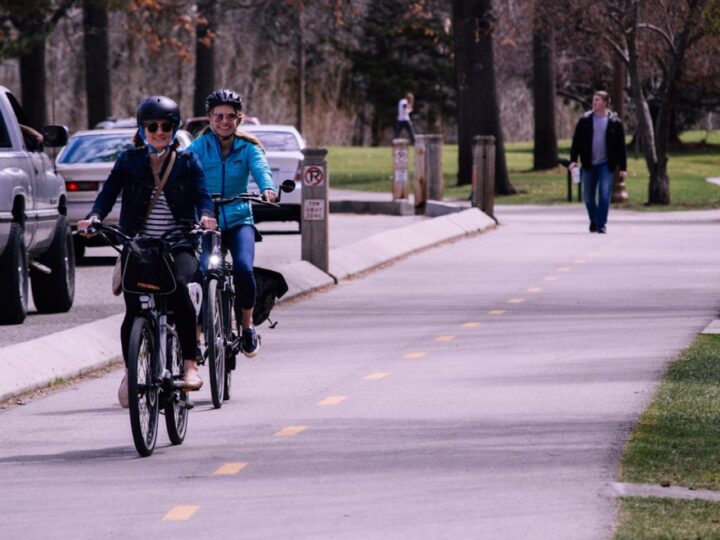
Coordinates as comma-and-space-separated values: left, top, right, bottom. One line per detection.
326, 130, 720, 210
615, 498, 720, 539
620, 334, 720, 490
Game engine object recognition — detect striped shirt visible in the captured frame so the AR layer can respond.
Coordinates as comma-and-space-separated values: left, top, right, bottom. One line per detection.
141, 188, 177, 237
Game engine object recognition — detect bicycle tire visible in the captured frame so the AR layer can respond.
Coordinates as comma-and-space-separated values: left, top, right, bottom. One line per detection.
127, 316, 159, 457
205, 277, 225, 408
164, 330, 189, 444
223, 290, 237, 401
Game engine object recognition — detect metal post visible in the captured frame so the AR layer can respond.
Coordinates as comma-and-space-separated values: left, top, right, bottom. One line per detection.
414, 135, 427, 211
425, 134, 443, 201
472, 135, 495, 218
391, 138, 409, 200
301, 148, 329, 273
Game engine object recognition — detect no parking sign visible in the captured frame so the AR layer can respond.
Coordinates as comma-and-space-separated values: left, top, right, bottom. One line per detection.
303, 165, 325, 186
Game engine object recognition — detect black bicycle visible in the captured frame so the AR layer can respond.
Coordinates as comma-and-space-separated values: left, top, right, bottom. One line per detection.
200, 180, 294, 408
84, 222, 197, 456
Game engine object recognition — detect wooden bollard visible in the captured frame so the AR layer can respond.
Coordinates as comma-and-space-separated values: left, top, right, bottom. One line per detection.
425, 134, 443, 201
301, 148, 329, 273
472, 135, 495, 218
391, 138, 409, 200
414, 135, 427, 210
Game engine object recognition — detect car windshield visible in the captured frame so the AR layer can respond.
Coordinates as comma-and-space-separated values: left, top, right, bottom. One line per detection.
58, 133, 134, 164
251, 131, 301, 152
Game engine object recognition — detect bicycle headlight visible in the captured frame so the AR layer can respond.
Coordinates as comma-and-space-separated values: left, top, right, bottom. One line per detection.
209, 254, 222, 268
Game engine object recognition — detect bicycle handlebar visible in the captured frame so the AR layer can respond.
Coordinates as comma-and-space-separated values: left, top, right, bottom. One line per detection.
210, 178, 296, 209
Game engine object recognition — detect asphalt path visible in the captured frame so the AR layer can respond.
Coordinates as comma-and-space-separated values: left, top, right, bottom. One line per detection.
1, 205, 720, 539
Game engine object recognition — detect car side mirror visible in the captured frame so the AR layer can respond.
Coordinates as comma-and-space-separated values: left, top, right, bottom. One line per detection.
42, 125, 69, 148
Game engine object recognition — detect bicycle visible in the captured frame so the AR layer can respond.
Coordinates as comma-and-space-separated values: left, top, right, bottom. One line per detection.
84, 222, 199, 456
200, 180, 295, 409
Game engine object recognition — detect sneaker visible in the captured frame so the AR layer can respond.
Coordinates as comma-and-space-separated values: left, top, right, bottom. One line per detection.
589, 223, 598, 233
241, 327, 260, 358
118, 368, 129, 409
597, 226, 607, 234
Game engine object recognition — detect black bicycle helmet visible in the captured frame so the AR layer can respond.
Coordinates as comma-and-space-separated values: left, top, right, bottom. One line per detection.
136, 96, 181, 126
205, 89, 243, 113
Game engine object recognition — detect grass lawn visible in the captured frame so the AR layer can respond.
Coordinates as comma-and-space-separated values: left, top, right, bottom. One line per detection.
615, 498, 720, 539
614, 333, 720, 538
327, 130, 720, 211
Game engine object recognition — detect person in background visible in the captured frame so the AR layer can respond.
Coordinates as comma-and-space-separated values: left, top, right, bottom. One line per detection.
569, 90, 627, 234
188, 89, 276, 358
394, 92, 416, 144
77, 96, 217, 406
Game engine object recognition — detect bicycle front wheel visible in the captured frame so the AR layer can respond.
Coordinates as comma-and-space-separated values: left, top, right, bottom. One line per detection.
205, 277, 225, 408
127, 316, 160, 457
164, 330, 189, 445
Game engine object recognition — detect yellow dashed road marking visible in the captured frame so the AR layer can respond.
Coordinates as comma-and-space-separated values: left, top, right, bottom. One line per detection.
589, 252, 600, 256
488, 310, 506, 315
506, 298, 525, 304
526, 287, 542, 293
163, 506, 200, 521
214, 463, 248, 475
435, 335, 456, 342
574, 259, 587, 264
275, 426, 307, 437
318, 396, 347, 406
462, 322, 480, 328
557, 267, 571, 272
365, 372, 390, 380
404, 352, 426, 359
544, 276, 557, 281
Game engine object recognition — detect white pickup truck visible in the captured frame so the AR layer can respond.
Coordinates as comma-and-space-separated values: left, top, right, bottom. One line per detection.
0, 85, 74, 324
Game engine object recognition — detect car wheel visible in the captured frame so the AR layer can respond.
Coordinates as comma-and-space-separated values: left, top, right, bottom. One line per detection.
0, 222, 29, 324
31, 215, 76, 313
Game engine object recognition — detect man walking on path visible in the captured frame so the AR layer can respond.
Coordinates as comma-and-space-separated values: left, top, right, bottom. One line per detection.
570, 90, 627, 233
394, 92, 416, 144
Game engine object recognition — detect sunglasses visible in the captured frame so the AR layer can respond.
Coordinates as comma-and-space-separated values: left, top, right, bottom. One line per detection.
144, 122, 173, 133
212, 112, 239, 122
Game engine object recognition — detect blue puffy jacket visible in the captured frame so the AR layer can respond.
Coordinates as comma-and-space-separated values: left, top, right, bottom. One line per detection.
188, 132, 276, 229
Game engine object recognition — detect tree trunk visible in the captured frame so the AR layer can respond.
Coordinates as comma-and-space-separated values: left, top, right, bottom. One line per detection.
83, 0, 111, 129
532, 0, 558, 170
20, 43, 47, 130
452, 0, 514, 194
297, 1, 306, 135
453, 0, 473, 185
193, 0, 217, 117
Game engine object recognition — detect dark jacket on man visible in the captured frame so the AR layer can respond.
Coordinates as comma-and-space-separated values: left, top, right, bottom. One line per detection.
91, 147, 213, 237
570, 111, 627, 172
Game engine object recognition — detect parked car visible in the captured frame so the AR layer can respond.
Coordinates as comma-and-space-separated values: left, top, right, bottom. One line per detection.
241, 124, 304, 225
0, 85, 73, 323
56, 127, 194, 258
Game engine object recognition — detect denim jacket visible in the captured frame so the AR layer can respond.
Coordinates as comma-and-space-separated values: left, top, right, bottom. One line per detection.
90, 147, 213, 237
188, 132, 276, 230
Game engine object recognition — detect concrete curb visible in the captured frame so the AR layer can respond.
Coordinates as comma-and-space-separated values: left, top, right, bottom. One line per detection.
328, 208, 496, 281
0, 206, 495, 403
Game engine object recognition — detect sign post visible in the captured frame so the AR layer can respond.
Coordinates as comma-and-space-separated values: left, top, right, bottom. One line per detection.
391, 138, 409, 200
414, 135, 427, 211
301, 148, 329, 273
425, 134, 444, 201
472, 135, 495, 219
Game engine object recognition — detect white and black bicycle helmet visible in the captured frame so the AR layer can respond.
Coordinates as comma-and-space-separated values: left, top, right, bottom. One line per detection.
205, 89, 243, 113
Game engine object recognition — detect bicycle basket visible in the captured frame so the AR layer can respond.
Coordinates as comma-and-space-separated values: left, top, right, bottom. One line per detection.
122, 238, 177, 295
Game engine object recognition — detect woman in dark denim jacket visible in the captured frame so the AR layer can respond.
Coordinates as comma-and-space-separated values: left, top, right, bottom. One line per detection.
78, 96, 217, 407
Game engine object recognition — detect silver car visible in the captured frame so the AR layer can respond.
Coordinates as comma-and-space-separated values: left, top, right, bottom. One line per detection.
56, 127, 193, 257
241, 124, 305, 224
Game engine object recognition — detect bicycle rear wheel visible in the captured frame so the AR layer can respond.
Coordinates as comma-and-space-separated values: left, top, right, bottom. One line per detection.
127, 316, 159, 457
223, 292, 237, 401
205, 277, 225, 408
164, 330, 189, 444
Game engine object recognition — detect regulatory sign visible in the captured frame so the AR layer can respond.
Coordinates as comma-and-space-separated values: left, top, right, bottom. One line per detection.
394, 170, 408, 183
303, 199, 325, 221
303, 165, 325, 186
393, 148, 409, 164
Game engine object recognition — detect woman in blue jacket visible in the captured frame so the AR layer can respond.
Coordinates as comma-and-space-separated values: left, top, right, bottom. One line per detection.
188, 89, 276, 357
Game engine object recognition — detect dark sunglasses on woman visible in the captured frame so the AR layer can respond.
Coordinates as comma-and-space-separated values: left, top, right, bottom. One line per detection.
144, 121, 173, 133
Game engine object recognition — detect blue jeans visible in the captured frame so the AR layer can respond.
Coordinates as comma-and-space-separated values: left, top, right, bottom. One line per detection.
200, 224, 256, 310
582, 163, 613, 228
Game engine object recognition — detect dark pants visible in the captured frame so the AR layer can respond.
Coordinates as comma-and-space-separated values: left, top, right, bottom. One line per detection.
121, 249, 198, 364
394, 120, 415, 144
200, 224, 256, 310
